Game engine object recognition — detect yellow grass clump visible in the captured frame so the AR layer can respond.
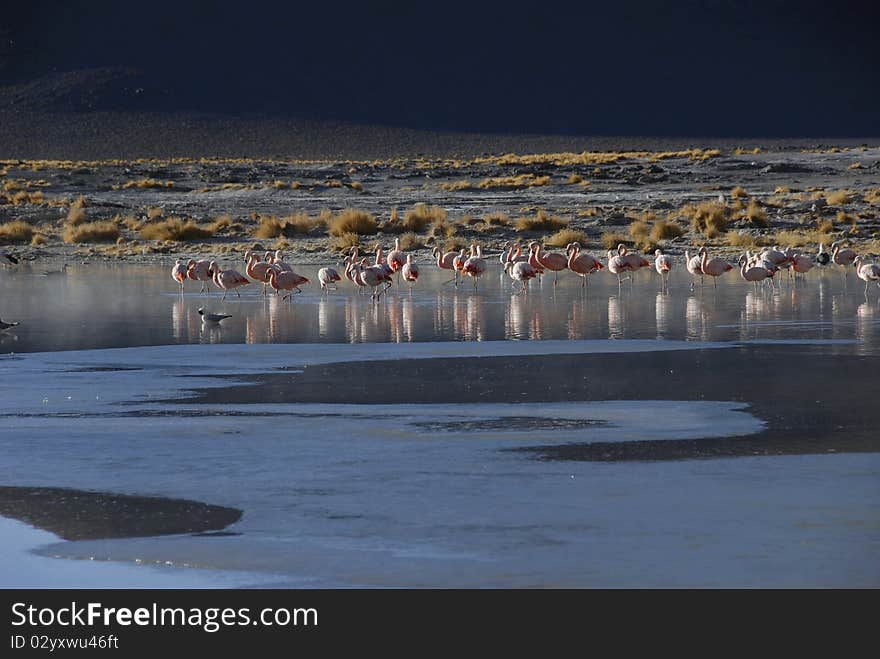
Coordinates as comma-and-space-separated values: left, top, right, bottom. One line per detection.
478, 174, 551, 189
680, 201, 731, 238
0, 220, 34, 244
403, 204, 446, 232
650, 218, 685, 242
601, 232, 630, 251
515, 210, 567, 232
440, 180, 474, 191
118, 178, 175, 189
825, 190, 853, 205
139, 218, 213, 241
742, 199, 768, 226
545, 228, 588, 248
63, 221, 120, 244
429, 220, 458, 240
397, 232, 424, 250
328, 209, 378, 236
577, 208, 599, 218
724, 232, 760, 248
734, 147, 761, 155
66, 196, 89, 225
481, 212, 511, 227
863, 189, 880, 205
31, 233, 48, 246
847, 163, 862, 170
774, 186, 792, 194
329, 233, 360, 252
730, 186, 749, 199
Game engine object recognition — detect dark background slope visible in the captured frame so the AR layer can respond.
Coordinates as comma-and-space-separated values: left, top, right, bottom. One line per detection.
1, 1, 877, 158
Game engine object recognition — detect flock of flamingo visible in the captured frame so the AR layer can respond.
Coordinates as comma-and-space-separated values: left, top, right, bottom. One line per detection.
170, 238, 880, 304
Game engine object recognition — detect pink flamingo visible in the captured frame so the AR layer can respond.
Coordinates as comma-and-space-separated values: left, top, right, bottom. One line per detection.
533, 242, 568, 285
245, 251, 273, 296
685, 248, 705, 287
654, 249, 673, 290
354, 259, 389, 301
267, 267, 309, 301
739, 254, 774, 291
273, 250, 294, 273
700, 249, 734, 288
504, 260, 537, 294
606, 249, 632, 286
401, 254, 419, 292
318, 267, 341, 293
831, 242, 857, 278
187, 258, 213, 293
853, 256, 880, 296
619, 244, 651, 273
432, 246, 459, 285
209, 261, 250, 300
462, 244, 487, 290
791, 252, 814, 280
387, 237, 406, 274
566, 242, 603, 287
171, 259, 188, 292
452, 248, 468, 286
527, 243, 546, 276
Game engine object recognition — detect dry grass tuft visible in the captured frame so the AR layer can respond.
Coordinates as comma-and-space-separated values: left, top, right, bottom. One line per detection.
724, 232, 761, 248
252, 216, 284, 239
207, 214, 234, 234
825, 189, 853, 205
140, 218, 213, 241
403, 204, 446, 232
0, 220, 34, 244
847, 162, 862, 170
774, 186, 792, 194
742, 199, 768, 226
63, 221, 120, 244
429, 220, 458, 239
680, 201, 731, 238
443, 237, 468, 252
817, 219, 834, 234
601, 232, 630, 251
650, 218, 685, 242
330, 233, 360, 252
515, 210, 567, 232
730, 186, 749, 199
545, 228, 588, 248
30, 233, 48, 246
66, 196, 89, 225
328, 209, 378, 236
864, 189, 880, 205
117, 178, 175, 189
734, 147, 762, 155
397, 232, 424, 250
440, 180, 474, 191
577, 208, 600, 218
481, 212, 511, 227
478, 174, 551, 190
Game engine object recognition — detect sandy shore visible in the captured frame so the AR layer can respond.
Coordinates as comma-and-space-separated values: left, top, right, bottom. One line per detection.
1, 140, 878, 268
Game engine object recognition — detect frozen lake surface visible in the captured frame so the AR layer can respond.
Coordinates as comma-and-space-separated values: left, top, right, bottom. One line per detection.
1, 264, 878, 587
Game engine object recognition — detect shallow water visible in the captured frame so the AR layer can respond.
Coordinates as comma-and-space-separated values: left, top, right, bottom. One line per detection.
1, 262, 878, 587
1, 262, 878, 353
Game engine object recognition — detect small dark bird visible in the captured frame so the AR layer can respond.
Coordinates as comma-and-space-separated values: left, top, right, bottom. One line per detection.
198, 308, 232, 324
816, 243, 831, 266
0, 317, 20, 331
1, 252, 18, 265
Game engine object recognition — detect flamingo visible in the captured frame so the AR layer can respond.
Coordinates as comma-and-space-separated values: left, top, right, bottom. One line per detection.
816, 243, 830, 266
273, 250, 294, 273
318, 267, 341, 293
654, 249, 673, 290
619, 244, 651, 274
461, 244, 487, 290
353, 259, 389, 301
187, 258, 213, 293
685, 248, 705, 287
432, 246, 459, 285
700, 249, 734, 288
739, 254, 774, 290
527, 243, 546, 276
566, 242, 603, 287
387, 238, 406, 274
831, 242, 857, 277
606, 249, 632, 286
209, 261, 250, 300
853, 256, 880, 296
452, 248, 468, 285
533, 242, 568, 285
171, 259, 188, 292
245, 251, 273, 296
401, 254, 419, 292
504, 260, 538, 294
267, 266, 309, 301
791, 252, 814, 280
